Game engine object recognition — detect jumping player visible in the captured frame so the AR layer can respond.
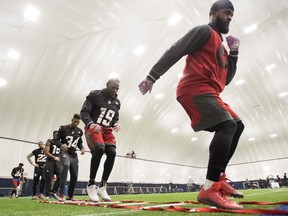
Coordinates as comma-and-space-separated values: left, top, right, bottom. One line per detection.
138, 0, 244, 210
26, 141, 47, 199
10, 163, 24, 198
44, 130, 62, 199
58, 114, 85, 202
80, 78, 121, 202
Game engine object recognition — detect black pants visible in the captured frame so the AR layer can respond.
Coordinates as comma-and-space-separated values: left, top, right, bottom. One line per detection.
59, 152, 79, 198
32, 167, 45, 195
206, 120, 244, 181
45, 160, 62, 195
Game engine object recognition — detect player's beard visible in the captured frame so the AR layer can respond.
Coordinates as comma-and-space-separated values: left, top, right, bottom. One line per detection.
216, 16, 229, 34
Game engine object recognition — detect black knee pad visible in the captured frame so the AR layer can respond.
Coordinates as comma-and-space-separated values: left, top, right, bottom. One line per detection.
92, 144, 105, 156
105, 145, 116, 156
206, 119, 237, 133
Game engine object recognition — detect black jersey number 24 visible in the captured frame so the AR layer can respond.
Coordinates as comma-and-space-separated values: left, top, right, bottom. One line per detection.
96, 107, 115, 127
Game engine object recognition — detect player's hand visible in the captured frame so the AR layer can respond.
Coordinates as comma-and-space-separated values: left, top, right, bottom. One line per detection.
113, 123, 121, 132
138, 78, 153, 95
33, 163, 39, 167
53, 156, 60, 161
89, 123, 102, 134
226, 36, 240, 51
61, 144, 68, 152
80, 148, 85, 155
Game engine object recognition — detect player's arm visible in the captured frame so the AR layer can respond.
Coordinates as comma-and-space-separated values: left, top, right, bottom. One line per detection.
11, 168, 15, 178
226, 35, 240, 85
80, 92, 102, 133
80, 98, 94, 128
26, 152, 38, 167
226, 52, 238, 85
44, 140, 60, 161
148, 25, 211, 82
21, 169, 24, 182
77, 136, 85, 155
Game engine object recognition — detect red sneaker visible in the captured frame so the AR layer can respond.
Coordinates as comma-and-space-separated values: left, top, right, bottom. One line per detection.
58, 194, 65, 202
220, 174, 244, 198
197, 182, 243, 209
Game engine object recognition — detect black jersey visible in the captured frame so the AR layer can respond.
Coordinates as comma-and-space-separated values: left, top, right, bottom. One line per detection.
58, 124, 84, 155
11, 167, 24, 179
47, 138, 62, 161
80, 90, 121, 128
32, 148, 47, 167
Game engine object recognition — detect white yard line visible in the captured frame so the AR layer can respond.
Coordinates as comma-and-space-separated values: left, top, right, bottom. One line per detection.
141, 202, 185, 209
244, 188, 285, 197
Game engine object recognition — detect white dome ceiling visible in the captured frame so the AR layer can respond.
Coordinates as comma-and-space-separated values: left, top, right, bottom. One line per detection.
0, 0, 288, 184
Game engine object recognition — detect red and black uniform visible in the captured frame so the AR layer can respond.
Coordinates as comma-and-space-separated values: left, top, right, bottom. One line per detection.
147, 23, 244, 182
58, 124, 84, 198
148, 23, 239, 131
80, 89, 120, 184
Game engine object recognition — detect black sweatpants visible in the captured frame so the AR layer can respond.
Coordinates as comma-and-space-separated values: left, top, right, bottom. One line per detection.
59, 152, 79, 198
32, 167, 45, 195
45, 160, 62, 195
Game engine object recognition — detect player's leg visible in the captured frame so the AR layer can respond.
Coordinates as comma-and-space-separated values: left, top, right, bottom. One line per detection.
39, 167, 45, 198
10, 179, 18, 198
44, 161, 53, 198
59, 152, 70, 201
205, 120, 237, 182
97, 144, 116, 201
84, 128, 105, 202
32, 168, 40, 199
177, 93, 243, 209
220, 104, 245, 198
67, 156, 79, 200
101, 145, 116, 186
50, 161, 62, 200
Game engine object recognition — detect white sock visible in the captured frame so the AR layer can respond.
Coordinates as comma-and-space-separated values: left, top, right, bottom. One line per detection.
203, 179, 215, 190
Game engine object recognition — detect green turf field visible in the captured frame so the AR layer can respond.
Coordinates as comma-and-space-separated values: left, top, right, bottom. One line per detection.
0, 188, 287, 216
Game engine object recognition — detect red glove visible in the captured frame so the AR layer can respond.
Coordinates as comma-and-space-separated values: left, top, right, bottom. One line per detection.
113, 123, 121, 132
89, 123, 102, 134
138, 78, 153, 95
226, 36, 240, 51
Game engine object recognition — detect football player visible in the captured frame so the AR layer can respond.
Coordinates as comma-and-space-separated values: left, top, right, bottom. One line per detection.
138, 0, 244, 210
58, 114, 85, 201
10, 163, 24, 198
27, 141, 47, 199
44, 130, 62, 199
80, 78, 121, 202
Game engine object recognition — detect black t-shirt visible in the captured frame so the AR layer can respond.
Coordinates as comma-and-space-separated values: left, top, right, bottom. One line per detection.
80, 90, 121, 127
47, 138, 62, 161
58, 124, 83, 156
32, 148, 47, 167
11, 167, 24, 179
